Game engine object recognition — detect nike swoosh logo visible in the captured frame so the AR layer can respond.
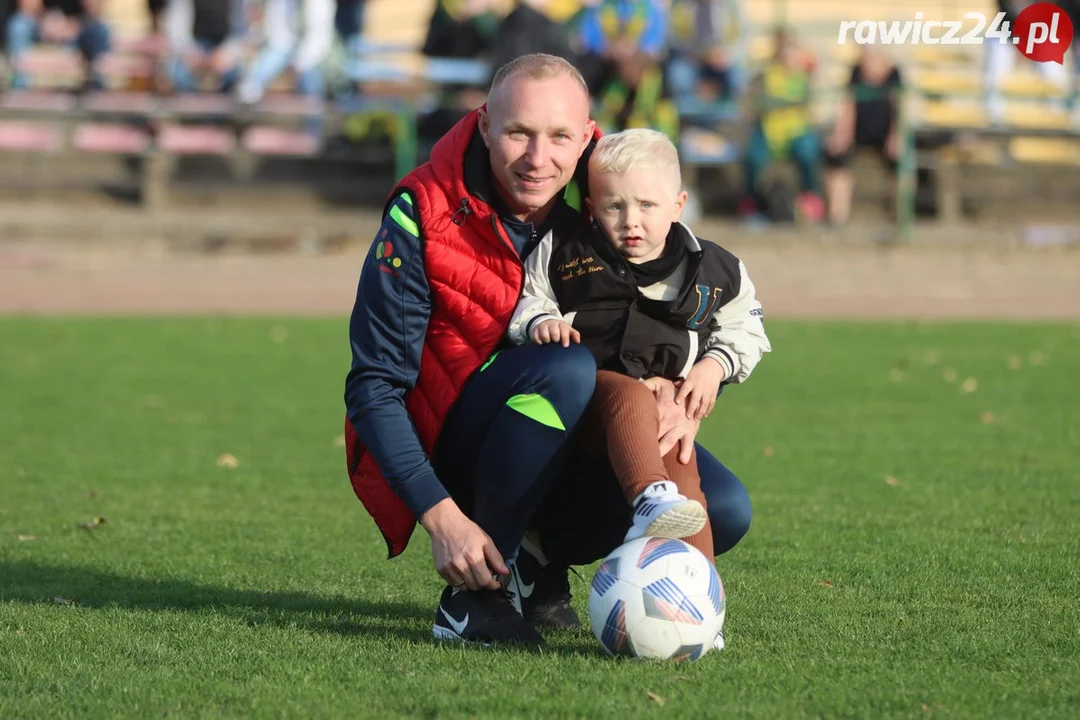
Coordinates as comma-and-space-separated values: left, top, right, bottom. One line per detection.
443, 608, 469, 636
519, 581, 535, 599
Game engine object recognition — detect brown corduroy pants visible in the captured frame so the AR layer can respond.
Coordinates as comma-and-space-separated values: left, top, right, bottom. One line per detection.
577, 370, 714, 558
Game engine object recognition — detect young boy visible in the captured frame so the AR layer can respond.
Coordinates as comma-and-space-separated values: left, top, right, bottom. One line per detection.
507, 128, 771, 561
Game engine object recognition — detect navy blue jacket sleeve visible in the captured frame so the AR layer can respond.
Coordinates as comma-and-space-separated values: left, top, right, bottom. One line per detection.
344, 192, 449, 520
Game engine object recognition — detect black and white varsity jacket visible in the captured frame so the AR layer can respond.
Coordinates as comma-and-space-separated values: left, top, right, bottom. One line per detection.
508, 221, 771, 383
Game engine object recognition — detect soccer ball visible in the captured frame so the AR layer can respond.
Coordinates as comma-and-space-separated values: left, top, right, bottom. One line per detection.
588, 537, 725, 661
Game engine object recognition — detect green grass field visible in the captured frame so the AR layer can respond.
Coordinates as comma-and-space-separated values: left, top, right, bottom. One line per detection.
2, 318, 1079, 719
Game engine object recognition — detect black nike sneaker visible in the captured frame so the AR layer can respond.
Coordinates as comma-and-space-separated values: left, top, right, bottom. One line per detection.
432, 585, 545, 647
509, 542, 581, 630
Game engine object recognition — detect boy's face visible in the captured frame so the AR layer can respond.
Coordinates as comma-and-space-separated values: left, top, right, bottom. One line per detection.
587, 168, 687, 264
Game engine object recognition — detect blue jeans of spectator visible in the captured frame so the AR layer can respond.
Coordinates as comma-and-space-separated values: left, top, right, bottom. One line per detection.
246, 46, 325, 134
335, 0, 366, 54
168, 37, 240, 93
745, 124, 822, 197
6, 12, 111, 89
666, 52, 745, 105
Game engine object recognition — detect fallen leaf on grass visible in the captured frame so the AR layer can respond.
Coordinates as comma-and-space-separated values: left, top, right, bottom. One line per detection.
670, 675, 689, 682
217, 453, 239, 469
942, 368, 958, 383
269, 325, 289, 343
817, 580, 834, 588
980, 411, 996, 424
1019, 535, 1027, 544
53, 597, 74, 605
78, 517, 106, 530
885, 476, 902, 487
763, 445, 774, 458
1006, 354, 1022, 370
646, 692, 666, 706
17, 534, 36, 542
1028, 351, 1045, 366
959, 377, 978, 394
333, 435, 346, 448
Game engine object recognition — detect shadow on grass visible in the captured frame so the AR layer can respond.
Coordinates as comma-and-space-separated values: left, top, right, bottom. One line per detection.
0, 559, 431, 646
0, 560, 569, 656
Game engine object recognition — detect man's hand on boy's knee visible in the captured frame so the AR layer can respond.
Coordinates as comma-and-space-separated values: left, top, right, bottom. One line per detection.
531, 319, 581, 348
652, 378, 701, 464
676, 359, 727, 421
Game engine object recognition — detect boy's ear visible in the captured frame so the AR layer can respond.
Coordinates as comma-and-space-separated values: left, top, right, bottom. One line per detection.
672, 190, 689, 220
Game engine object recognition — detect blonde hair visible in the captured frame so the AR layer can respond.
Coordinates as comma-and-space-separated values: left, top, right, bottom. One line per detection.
589, 129, 682, 193
488, 53, 589, 98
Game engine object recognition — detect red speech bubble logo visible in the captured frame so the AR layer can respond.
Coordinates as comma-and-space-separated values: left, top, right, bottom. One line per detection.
1013, 2, 1074, 64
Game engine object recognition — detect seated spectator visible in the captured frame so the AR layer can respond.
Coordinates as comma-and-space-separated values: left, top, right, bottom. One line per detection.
5, 0, 111, 91
492, 0, 576, 70
163, 0, 246, 93
335, 0, 365, 55
572, 0, 668, 95
147, 0, 165, 35
237, 0, 334, 105
666, 0, 745, 106
421, 0, 499, 59
592, 39, 679, 144
740, 27, 823, 224
416, 0, 500, 143
823, 47, 903, 226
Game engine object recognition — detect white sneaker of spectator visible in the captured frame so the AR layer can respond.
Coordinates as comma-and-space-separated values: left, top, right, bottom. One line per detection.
237, 80, 265, 106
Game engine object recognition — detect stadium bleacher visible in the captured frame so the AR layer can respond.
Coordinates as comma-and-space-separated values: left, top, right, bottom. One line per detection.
0, 0, 1075, 227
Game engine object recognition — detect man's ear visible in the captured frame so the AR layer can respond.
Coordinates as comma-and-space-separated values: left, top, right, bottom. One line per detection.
579, 120, 596, 157
478, 108, 491, 148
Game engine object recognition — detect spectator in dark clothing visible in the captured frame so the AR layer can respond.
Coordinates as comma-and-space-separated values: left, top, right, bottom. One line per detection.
421, 0, 499, 59
5, 0, 111, 90
164, 0, 246, 93
492, 0, 576, 70
823, 47, 904, 226
335, 0, 365, 54
416, 0, 500, 143
148, 0, 166, 34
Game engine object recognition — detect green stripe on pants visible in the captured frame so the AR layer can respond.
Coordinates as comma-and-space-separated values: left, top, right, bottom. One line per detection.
505, 393, 565, 431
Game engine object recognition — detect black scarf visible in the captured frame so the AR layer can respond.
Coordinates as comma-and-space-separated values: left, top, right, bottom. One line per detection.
626, 230, 686, 286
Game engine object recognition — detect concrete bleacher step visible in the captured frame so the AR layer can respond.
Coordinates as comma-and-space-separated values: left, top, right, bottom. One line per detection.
73, 123, 152, 154
0, 91, 77, 113
916, 69, 1072, 100
158, 125, 235, 155
1009, 137, 1080, 165
0, 122, 64, 152
241, 127, 321, 157
81, 91, 157, 115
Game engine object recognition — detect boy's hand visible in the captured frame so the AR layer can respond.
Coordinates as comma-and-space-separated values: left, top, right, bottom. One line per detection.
531, 319, 580, 347
675, 359, 727, 421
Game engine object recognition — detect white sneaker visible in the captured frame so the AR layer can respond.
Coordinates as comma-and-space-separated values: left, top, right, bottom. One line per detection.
624, 481, 708, 543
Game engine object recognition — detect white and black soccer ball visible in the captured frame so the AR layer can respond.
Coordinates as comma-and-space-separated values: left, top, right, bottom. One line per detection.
588, 537, 725, 661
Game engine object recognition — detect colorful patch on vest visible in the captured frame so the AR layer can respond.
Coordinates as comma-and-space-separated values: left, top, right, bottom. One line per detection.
375, 240, 403, 276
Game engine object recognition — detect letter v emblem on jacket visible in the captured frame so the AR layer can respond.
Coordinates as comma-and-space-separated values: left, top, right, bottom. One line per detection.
688, 284, 723, 330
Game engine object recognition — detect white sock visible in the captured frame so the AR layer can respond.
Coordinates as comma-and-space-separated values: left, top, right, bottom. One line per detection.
634, 480, 675, 506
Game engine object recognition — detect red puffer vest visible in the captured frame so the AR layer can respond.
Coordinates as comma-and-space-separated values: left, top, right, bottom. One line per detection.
344, 109, 526, 558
